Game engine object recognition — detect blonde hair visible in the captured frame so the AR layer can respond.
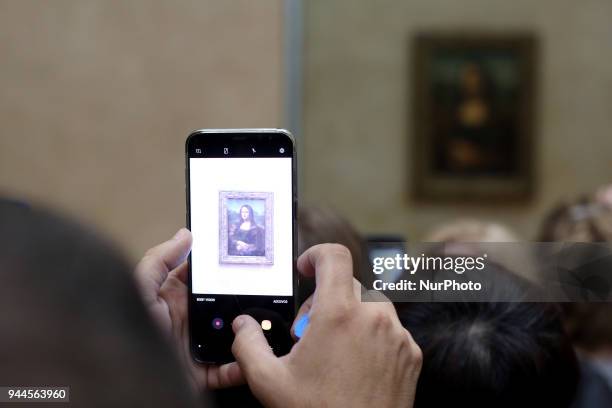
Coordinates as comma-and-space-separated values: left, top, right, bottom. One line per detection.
425, 219, 519, 243
539, 192, 612, 352
538, 195, 612, 242
423, 219, 537, 282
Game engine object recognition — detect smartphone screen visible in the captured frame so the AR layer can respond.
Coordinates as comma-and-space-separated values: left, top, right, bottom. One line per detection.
366, 235, 407, 285
186, 129, 296, 364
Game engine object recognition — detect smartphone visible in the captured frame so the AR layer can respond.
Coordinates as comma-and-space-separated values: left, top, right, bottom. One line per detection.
185, 129, 297, 364
366, 234, 407, 284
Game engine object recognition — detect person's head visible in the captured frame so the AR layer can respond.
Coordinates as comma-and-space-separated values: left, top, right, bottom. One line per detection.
239, 204, 254, 223
425, 218, 520, 243
423, 218, 540, 282
538, 194, 612, 243
539, 192, 612, 353
397, 262, 579, 408
0, 199, 200, 407
297, 205, 367, 302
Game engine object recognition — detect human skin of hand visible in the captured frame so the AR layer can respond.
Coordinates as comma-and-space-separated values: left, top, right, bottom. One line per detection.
231, 243, 423, 408
134, 228, 244, 392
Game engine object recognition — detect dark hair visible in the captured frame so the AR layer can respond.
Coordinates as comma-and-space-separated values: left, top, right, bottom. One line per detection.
238, 204, 257, 226
397, 263, 579, 408
0, 199, 200, 407
297, 205, 368, 303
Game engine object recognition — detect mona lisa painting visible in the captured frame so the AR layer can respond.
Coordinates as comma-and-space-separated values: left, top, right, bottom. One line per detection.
219, 191, 274, 265
412, 33, 537, 201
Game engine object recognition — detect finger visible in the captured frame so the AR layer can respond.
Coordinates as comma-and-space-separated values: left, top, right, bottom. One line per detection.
231, 315, 280, 381
135, 228, 192, 305
159, 273, 188, 323
361, 289, 403, 326
404, 328, 423, 371
206, 361, 245, 389
291, 279, 363, 340
297, 244, 355, 307
291, 295, 313, 340
143, 228, 192, 273
168, 260, 189, 284
363, 288, 394, 303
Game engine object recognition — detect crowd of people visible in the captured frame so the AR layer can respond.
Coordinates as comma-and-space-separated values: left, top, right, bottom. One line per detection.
2, 184, 612, 407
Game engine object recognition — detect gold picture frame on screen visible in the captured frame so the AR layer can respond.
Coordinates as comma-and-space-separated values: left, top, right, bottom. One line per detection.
412, 32, 537, 202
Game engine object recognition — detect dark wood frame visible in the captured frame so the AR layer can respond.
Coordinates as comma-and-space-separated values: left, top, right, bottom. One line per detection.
411, 32, 538, 202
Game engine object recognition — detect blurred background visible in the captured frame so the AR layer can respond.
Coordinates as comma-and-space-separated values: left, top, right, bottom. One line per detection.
1, 0, 611, 261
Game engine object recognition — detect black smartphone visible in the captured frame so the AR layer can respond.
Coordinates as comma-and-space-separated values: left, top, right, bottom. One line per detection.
366, 234, 407, 285
186, 129, 297, 364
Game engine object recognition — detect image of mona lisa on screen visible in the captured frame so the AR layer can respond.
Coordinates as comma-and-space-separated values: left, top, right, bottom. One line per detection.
219, 191, 274, 265
229, 204, 264, 256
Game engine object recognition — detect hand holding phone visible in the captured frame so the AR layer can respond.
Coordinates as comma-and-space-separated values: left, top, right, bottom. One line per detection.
230, 244, 423, 408
134, 228, 244, 391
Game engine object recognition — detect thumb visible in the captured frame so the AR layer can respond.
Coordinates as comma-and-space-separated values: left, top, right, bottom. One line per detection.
231, 315, 280, 381
135, 228, 192, 306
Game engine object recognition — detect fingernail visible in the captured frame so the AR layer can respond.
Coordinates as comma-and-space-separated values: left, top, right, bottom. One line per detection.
173, 228, 187, 240
294, 313, 310, 339
233, 316, 245, 331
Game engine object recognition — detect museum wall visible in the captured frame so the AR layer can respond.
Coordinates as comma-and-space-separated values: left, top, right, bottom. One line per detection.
0, 0, 284, 259
2, 0, 611, 260
302, 0, 612, 240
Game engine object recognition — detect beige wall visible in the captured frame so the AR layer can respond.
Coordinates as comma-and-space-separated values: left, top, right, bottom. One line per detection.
302, 0, 612, 240
0, 0, 284, 260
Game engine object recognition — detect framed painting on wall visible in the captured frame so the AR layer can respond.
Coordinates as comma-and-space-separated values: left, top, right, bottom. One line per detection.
412, 33, 537, 201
